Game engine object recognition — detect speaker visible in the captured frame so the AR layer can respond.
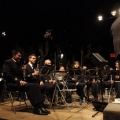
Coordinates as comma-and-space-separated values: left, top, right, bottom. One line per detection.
91, 53, 108, 67
92, 101, 108, 112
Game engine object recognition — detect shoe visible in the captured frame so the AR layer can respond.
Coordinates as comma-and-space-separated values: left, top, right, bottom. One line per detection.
41, 107, 51, 114
33, 108, 48, 115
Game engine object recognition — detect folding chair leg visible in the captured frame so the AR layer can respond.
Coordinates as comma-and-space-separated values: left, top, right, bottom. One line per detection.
19, 92, 28, 108
8, 92, 16, 114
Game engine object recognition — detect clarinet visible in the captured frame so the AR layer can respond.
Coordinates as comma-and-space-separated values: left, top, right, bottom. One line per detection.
36, 56, 41, 72
23, 60, 26, 81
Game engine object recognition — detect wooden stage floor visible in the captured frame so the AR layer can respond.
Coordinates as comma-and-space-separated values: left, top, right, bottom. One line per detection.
0, 95, 111, 120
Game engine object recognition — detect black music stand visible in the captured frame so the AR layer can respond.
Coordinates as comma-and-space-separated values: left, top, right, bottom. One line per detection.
55, 71, 67, 79
41, 65, 54, 75
91, 53, 108, 117
68, 69, 82, 80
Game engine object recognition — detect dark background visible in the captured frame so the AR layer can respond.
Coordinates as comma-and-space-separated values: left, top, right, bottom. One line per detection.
0, 0, 120, 68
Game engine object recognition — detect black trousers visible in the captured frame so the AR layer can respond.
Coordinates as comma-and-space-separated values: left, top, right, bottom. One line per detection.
114, 82, 120, 98
40, 82, 55, 99
76, 82, 85, 99
7, 83, 44, 107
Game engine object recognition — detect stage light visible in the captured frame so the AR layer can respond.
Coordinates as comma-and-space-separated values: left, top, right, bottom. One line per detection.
60, 53, 64, 59
1, 31, 6, 36
111, 10, 117, 16
97, 15, 103, 21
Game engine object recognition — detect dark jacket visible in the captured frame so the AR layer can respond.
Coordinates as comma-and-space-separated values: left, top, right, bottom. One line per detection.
3, 58, 23, 85
25, 63, 40, 84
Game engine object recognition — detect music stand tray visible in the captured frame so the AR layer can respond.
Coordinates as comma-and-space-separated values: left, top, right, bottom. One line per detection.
41, 65, 54, 75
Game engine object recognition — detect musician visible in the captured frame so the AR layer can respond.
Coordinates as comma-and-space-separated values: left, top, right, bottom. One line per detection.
39, 59, 55, 101
57, 66, 72, 103
25, 54, 46, 94
86, 66, 100, 102
112, 61, 120, 98
102, 65, 114, 88
25, 54, 40, 84
3, 49, 50, 115
68, 61, 86, 105
76, 64, 99, 103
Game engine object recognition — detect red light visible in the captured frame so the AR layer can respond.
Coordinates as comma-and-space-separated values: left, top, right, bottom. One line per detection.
110, 53, 116, 58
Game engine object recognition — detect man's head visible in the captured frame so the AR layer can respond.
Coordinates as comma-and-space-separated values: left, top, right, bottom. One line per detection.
28, 54, 37, 64
73, 61, 80, 68
59, 66, 65, 71
12, 49, 23, 62
115, 60, 120, 69
44, 59, 51, 66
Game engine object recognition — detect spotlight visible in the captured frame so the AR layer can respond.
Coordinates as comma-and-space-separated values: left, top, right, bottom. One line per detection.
111, 10, 117, 16
60, 53, 64, 59
1, 31, 6, 36
97, 15, 103, 21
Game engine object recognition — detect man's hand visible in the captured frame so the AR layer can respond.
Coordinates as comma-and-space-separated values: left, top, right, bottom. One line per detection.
32, 70, 39, 76
40, 81, 44, 85
115, 75, 119, 79
20, 80, 27, 86
76, 82, 79, 85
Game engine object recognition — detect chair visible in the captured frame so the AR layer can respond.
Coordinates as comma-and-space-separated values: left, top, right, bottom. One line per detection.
107, 86, 116, 103
50, 72, 77, 111
0, 79, 28, 114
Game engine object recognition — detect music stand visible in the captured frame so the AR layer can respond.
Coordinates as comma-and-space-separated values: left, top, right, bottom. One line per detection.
41, 65, 54, 75
55, 71, 67, 80
69, 69, 83, 80
91, 54, 108, 117
88, 69, 99, 81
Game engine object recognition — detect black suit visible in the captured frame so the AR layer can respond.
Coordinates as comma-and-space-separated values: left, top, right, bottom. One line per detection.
25, 63, 55, 100
25, 63, 40, 84
3, 58, 45, 107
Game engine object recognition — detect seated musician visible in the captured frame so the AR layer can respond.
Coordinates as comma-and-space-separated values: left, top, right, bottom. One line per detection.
83, 66, 99, 102
68, 61, 86, 105
25, 56, 55, 101
102, 65, 114, 89
57, 66, 72, 103
112, 61, 120, 98
3, 50, 50, 115
39, 59, 55, 101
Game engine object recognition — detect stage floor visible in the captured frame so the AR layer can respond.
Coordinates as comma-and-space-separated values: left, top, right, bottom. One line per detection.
0, 96, 108, 120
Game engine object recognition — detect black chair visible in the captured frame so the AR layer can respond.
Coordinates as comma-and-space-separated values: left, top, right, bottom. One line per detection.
0, 79, 28, 114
